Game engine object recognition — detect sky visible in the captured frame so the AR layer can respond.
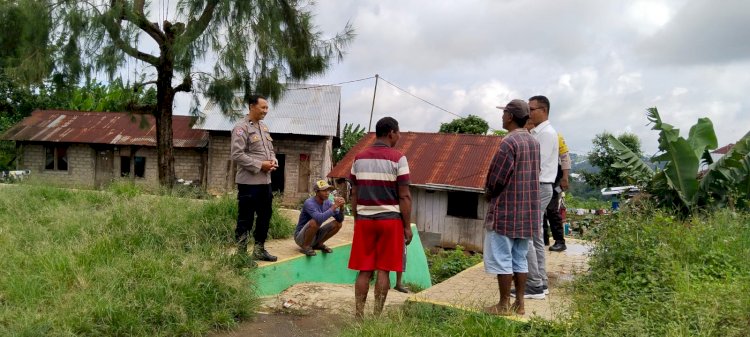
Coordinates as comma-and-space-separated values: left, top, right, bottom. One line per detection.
169, 0, 750, 155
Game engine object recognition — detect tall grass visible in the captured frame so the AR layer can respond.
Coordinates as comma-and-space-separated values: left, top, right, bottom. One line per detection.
342, 207, 750, 337
567, 208, 750, 336
0, 184, 265, 336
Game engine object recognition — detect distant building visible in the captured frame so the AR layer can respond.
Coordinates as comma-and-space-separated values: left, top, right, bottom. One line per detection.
1, 110, 207, 188
195, 84, 341, 203
329, 132, 504, 252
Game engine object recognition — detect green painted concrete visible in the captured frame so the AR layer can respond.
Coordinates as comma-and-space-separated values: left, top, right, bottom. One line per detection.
253, 224, 432, 296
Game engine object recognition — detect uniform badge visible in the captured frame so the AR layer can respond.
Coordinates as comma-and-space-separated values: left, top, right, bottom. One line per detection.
252, 135, 260, 142
236, 129, 245, 137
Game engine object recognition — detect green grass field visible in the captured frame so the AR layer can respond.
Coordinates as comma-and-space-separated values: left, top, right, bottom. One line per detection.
0, 183, 292, 336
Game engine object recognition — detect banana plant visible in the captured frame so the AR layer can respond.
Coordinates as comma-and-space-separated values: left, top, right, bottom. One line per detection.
608, 107, 749, 214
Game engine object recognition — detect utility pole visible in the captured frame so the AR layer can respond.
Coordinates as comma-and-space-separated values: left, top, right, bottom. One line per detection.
368, 74, 379, 133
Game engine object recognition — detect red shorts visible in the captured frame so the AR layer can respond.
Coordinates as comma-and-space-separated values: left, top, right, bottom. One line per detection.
348, 218, 405, 272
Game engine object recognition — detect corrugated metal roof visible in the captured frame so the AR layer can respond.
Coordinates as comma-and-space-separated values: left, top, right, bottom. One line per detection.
712, 143, 735, 154
194, 83, 341, 137
1, 110, 208, 148
328, 132, 504, 190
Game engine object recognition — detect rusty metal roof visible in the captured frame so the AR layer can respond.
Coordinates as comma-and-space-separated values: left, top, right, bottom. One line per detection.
1, 110, 208, 148
194, 83, 341, 137
328, 132, 504, 191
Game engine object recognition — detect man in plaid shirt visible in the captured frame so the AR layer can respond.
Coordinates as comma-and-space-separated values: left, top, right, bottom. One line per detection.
483, 99, 540, 316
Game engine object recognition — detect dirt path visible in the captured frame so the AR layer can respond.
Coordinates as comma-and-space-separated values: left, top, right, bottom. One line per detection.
209, 312, 347, 337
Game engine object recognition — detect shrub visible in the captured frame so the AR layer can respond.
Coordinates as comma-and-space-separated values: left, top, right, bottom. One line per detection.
427, 246, 483, 284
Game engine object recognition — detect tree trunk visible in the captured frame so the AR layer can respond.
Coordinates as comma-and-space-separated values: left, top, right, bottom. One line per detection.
155, 51, 175, 188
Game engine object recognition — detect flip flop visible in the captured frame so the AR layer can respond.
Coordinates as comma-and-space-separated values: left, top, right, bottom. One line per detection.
314, 244, 333, 254
301, 247, 316, 256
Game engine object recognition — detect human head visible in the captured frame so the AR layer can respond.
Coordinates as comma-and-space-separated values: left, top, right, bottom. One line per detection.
528, 95, 550, 125
313, 179, 334, 200
375, 117, 400, 147
247, 94, 269, 122
496, 99, 529, 131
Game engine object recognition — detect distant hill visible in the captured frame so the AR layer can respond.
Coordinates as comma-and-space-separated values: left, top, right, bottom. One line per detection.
569, 153, 597, 174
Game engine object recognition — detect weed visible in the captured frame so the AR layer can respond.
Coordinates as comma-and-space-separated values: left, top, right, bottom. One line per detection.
426, 246, 482, 284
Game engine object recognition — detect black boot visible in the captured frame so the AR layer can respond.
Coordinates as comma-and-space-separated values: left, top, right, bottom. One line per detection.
549, 241, 567, 252
253, 243, 278, 262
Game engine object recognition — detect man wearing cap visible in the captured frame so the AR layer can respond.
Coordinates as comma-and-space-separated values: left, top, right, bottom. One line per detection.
511, 95, 559, 299
231, 94, 279, 262
484, 99, 540, 316
294, 179, 346, 256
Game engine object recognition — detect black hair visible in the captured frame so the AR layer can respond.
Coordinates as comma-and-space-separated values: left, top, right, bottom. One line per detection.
248, 94, 267, 106
514, 116, 529, 128
375, 117, 399, 137
529, 95, 550, 114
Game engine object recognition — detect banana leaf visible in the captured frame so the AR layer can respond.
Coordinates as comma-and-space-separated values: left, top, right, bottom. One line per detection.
687, 117, 718, 160
697, 131, 750, 207
608, 134, 654, 180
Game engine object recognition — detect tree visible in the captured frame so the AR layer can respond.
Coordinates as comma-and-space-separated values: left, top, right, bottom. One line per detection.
9, 1, 353, 187
609, 107, 750, 215
439, 115, 489, 135
334, 123, 365, 164
582, 132, 643, 188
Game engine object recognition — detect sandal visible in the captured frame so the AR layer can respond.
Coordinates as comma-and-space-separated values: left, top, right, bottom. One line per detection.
301, 247, 316, 257
314, 244, 333, 254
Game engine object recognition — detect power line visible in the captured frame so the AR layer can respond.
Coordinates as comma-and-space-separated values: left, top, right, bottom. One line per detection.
286, 76, 376, 90
378, 76, 464, 119
378, 75, 503, 134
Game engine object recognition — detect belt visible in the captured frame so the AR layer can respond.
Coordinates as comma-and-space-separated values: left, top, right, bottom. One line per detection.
540, 182, 554, 185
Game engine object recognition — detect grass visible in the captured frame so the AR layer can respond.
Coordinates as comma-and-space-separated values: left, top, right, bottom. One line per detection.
342, 206, 750, 337
338, 302, 565, 337
426, 246, 482, 284
0, 183, 294, 336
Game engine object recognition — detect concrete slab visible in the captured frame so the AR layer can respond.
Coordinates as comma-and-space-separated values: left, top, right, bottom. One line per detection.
408, 239, 591, 321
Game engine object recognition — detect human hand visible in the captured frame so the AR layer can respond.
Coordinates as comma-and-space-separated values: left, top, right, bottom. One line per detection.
335, 197, 346, 208
560, 179, 569, 191
261, 161, 278, 172
404, 227, 413, 245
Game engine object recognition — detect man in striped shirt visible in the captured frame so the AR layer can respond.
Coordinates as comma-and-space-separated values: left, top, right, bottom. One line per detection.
484, 99, 540, 316
348, 117, 412, 319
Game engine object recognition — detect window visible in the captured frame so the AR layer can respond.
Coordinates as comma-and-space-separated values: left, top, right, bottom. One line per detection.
120, 156, 146, 178
447, 191, 479, 219
44, 145, 68, 171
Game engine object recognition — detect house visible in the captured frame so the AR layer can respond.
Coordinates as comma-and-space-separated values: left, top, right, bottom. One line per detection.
711, 143, 735, 162
194, 84, 341, 203
0, 110, 208, 188
328, 132, 504, 252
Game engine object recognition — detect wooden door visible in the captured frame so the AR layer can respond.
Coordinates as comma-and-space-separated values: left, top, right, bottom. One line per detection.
95, 148, 114, 188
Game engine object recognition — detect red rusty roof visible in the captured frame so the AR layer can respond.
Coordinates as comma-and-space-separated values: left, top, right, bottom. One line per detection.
328, 132, 504, 191
712, 143, 735, 155
1, 110, 208, 148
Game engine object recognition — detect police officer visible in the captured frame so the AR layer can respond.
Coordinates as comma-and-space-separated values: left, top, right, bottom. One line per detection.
230, 94, 278, 261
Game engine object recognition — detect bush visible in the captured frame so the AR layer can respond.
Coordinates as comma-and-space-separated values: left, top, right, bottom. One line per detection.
568, 209, 750, 337
426, 246, 483, 284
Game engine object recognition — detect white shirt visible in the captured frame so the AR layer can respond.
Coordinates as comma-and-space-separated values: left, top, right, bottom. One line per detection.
531, 120, 559, 184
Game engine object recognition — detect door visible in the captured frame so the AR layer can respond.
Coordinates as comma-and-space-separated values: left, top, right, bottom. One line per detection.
271, 154, 285, 193
95, 148, 114, 188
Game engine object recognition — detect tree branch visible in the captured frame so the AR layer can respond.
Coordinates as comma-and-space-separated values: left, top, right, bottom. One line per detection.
176, 0, 220, 46
126, 0, 166, 46
101, 5, 160, 65
173, 76, 192, 93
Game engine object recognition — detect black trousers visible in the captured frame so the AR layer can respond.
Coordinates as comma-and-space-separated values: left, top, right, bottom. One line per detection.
236, 184, 273, 244
546, 190, 565, 243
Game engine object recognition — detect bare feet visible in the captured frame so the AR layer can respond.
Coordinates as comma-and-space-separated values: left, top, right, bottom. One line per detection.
483, 303, 511, 316
511, 300, 525, 315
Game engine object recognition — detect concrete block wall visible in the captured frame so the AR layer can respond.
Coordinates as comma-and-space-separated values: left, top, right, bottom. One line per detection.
19, 143, 96, 188
206, 132, 334, 204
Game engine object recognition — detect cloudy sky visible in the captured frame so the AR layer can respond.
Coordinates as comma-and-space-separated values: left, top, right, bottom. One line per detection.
286, 0, 749, 154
